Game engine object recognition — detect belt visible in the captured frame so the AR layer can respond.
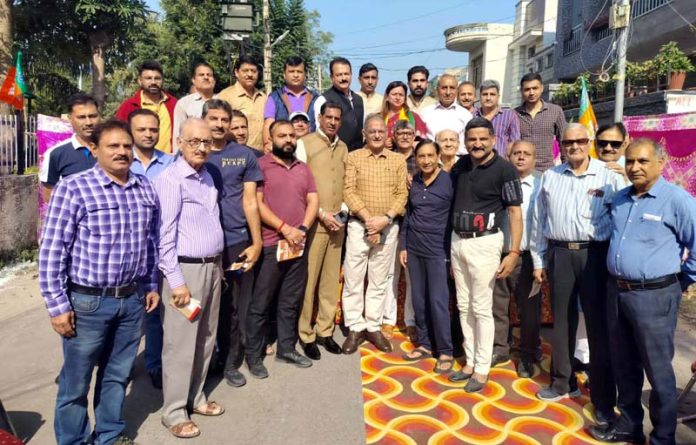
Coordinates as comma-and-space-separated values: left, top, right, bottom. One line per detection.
615, 274, 679, 291
455, 227, 500, 239
69, 282, 138, 298
178, 254, 222, 264
548, 240, 607, 250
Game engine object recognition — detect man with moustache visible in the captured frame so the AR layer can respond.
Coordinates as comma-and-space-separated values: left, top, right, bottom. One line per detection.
313, 57, 365, 151
357, 63, 383, 116
294, 102, 348, 359
39, 120, 160, 445
40, 93, 100, 202
421, 74, 473, 154
173, 62, 217, 152
457, 81, 477, 113
448, 117, 523, 393
531, 124, 624, 427
116, 60, 178, 153
245, 120, 319, 377
218, 56, 267, 152
128, 108, 174, 390
406, 66, 437, 112
341, 115, 409, 354
474, 80, 520, 159
202, 99, 264, 387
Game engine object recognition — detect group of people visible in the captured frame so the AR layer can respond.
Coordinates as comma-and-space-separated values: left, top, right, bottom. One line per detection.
37, 54, 696, 445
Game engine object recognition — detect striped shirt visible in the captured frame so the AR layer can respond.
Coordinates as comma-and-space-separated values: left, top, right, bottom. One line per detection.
474, 107, 521, 159
154, 157, 224, 289
39, 165, 160, 317
515, 100, 566, 171
531, 158, 626, 269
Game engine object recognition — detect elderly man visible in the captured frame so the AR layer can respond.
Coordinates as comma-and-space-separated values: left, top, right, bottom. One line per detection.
406, 66, 437, 112
172, 62, 216, 152
218, 56, 266, 152
474, 79, 520, 159
588, 139, 696, 445
435, 129, 460, 171
295, 102, 348, 359
357, 63, 383, 116
457, 81, 477, 114
40, 93, 100, 202
341, 114, 408, 354
155, 118, 225, 439
39, 120, 160, 445
421, 74, 473, 154
531, 124, 624, 427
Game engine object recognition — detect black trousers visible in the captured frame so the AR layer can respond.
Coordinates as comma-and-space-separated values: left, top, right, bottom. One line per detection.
217, 241, 255, 371
608, 279, 681, 445
548, 242, 616, 413
246, 247, 307, 360
492, 251, 540, 360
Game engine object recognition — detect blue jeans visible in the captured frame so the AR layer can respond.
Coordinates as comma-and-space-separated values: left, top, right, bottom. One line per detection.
54, 290, 144, 445
144, 307, 163, 372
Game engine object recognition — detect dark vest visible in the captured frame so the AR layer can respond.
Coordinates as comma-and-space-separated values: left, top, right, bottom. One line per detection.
269, 88, 319, 131
322, 86, 364, 151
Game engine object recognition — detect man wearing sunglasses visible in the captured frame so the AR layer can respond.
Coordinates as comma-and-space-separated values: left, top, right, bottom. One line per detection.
531, 123, 625, 428
596, 122, 630, 182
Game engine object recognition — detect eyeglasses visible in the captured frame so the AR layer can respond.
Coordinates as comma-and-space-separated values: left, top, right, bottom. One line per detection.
395, 131, 415, 138
597, 139, 623, 150
183, 138, 213, 149
560, 138, 590, 147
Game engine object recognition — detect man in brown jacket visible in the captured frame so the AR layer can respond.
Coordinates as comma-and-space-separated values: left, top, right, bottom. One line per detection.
295, 102, 348, 359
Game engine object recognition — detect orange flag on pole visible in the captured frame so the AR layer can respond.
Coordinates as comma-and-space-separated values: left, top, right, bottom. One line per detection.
0, 52, 27, 110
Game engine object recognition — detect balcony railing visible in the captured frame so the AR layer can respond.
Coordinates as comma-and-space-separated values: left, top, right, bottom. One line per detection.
562, 25, 583, 55
445, 23, 490, 40
632, 0, 670, 18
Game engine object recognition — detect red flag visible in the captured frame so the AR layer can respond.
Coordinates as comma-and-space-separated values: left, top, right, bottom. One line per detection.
0, 66, 24, 110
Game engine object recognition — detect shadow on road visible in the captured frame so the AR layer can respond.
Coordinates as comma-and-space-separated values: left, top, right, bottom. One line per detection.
7, 411, 44, 443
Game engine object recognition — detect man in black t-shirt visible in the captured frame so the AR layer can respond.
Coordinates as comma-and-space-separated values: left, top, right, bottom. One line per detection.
448, 117, 523, 393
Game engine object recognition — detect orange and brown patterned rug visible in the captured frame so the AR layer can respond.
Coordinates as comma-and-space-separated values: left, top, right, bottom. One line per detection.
360, 331, 604, 445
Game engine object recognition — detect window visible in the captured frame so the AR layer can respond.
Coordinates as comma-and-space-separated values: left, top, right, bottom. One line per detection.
546, 54, 554, 68
528, 46, 536, 58
536, 59, 544, 72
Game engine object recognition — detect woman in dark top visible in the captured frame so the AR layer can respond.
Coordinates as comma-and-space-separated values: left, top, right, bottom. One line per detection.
400, 139, 454, 373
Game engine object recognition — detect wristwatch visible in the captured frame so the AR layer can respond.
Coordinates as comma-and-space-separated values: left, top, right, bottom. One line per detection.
385, 215, 394, 225
298, 225, 309, 232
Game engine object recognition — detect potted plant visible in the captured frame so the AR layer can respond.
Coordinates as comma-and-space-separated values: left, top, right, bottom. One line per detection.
654, 41, 695, 90
626, 61, 651, 96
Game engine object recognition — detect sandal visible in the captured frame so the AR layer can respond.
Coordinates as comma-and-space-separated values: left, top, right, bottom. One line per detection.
402, 347, 431, 361
434, 356, 455, 374
193, 400, 225, 416
165, 420, 200, 439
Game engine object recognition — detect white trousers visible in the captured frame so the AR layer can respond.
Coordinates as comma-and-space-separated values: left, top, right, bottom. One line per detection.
382, 253, 414, 326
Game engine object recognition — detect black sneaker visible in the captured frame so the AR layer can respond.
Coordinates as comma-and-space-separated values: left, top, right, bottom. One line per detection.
517, 359, 534, 378
491, 353, 510, 367
247, 359, 269, 379
224, 368, 247, 387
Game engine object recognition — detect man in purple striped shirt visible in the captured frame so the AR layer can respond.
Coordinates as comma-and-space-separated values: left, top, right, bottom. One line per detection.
39, 120, 160, 445
154, 118, 225, 439
474, 79, 520, 159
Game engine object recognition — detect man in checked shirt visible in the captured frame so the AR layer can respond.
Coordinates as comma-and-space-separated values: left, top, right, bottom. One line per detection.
39, 120, 160, 445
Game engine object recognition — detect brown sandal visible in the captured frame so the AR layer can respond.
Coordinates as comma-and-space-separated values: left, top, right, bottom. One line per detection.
193, 400, 225, 416
166, 420, 200, 439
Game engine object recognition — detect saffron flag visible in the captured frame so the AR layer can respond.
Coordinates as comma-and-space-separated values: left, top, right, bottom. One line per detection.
0, 51, 27, 110
578, 77, 598, 158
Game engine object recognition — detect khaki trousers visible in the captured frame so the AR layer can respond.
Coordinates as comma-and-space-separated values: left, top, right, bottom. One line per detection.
161, 261, 222, 426
298, 226, 345, 342
450, 231, 503, 375
341, 219, 399, 333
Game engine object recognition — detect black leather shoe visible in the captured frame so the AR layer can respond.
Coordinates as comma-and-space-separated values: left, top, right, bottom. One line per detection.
316, 335, 343, 354
449, 369, 473, 382
366, 330, 392, 353
276, 351, 313, 368
247, 359, 269, 379
148, 370, 163, 389
587, 425, 645, 443
464, 376, 488, 393
594, 410, 616, 428
300, 341, 321, 360
224, 368, 247, 387
491, 353, 510, 368
517, 359, 533, 378
342, 330, 366, 354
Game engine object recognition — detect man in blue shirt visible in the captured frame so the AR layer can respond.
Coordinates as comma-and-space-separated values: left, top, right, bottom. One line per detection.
128, 108, 173, 390
588, 138, 696, 445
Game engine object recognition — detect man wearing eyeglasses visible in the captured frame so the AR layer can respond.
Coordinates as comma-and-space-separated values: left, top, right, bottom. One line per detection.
531, 123, 625, 428
154, 118, 225, 439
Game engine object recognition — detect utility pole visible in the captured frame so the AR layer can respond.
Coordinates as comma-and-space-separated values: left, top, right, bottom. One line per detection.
612, 0, 631, 122
263, 0, 271, 94
317, 64, 322, 91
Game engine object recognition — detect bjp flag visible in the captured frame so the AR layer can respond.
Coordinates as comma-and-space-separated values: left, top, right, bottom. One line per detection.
0, 51, 28, 110
578, 77, 598, 158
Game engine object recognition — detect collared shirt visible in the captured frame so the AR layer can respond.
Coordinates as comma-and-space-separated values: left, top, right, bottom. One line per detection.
393, 149, 416, 176
420, 102, 473, 155
172, 92, 210, 153
39, 165, 160, 317
357, 91, 384, 116
39, 134, 95, 186
264, 86, 311, 119
474, 107, 521, 159
344, 147, 408, 217
515, 100, 566, 171
407, 94, 437, 113
141, 91, 173, 153
130, 149, 174, 180
217, 82, 267, 151
531, 158, 626, 269
608, 177, 696, 285
295, 128, 339, 163
258, 153, 317, 247
154, 157, 224, 289
502, 172, 541, 252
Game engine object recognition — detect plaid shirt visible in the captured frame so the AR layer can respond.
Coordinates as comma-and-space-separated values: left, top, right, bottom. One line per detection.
515, 100, 566, 171
474, 107, 521, 159
39, 165, 160, 317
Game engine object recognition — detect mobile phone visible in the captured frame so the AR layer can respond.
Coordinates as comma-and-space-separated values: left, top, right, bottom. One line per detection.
228, 255, 249, 274
334, 210, 348, 225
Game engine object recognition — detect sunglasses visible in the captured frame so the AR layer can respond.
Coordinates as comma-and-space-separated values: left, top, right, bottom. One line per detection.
560, 138, 589, 147
597, 139, 623, 150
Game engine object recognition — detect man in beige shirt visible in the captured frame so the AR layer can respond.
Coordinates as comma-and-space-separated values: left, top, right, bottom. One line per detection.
341, 114, 408, 355
406, 65, 437, 112
357, 63, 383, 116
217, 55, 266, 152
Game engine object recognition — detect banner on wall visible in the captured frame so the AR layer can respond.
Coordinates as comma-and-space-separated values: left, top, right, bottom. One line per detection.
36, 114, 73, 231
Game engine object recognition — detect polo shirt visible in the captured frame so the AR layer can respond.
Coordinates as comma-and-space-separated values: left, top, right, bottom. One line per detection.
264, 86, 311, 119
39, 134, 95, 186
420, 102, 473, 155
450, 151, 522, 233
217, 82, 266, 151
129, 149, 174, 180
257, 153, 317, 247
206, 143, 264, 246
141, 91, 173, 153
